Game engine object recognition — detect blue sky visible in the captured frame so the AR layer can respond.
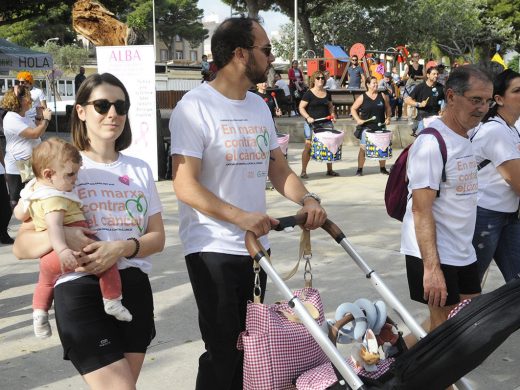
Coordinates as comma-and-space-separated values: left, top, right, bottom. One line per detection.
197, 0, 290, 37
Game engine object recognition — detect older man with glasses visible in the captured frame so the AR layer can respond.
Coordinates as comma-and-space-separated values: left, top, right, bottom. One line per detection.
400, 66, 493, 348
169, 16, 327, 390
16, 71, 47, 124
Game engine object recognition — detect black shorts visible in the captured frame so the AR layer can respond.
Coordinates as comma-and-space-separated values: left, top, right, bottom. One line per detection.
406, 255, 481, 306
54, 267, 156, 375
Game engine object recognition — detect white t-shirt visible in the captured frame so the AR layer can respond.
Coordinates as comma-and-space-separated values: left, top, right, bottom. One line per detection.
470, 116, 520, 212
0, 162, 5, 175
56, 153, 162, 285
3, 111, 40, 174
275, 79, 291, 96
325, 78, 338, 90
26, 87, 46, 122
401, 119, 478, 266
170, 82, 279, 256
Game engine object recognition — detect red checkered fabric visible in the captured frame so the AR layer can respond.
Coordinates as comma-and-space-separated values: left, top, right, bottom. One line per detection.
296, 357, 396, 390
237, 288, 329, 390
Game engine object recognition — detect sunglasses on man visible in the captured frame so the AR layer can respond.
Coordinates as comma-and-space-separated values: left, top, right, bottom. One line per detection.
84, 99, 130, 115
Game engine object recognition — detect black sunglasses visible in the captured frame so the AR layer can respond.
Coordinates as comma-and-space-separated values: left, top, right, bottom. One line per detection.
248, 45, 272, 57
84, 99, 130, 115
315, 76, 325, 80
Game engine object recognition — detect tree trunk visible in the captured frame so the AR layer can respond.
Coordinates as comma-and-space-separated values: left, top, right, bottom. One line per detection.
245, 0, 260, 17
298, 14, 316, 54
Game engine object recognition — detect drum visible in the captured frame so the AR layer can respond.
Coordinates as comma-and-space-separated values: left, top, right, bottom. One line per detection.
365, 130, 392, 160
276, 132, 290, 158
310, 128, 345, 162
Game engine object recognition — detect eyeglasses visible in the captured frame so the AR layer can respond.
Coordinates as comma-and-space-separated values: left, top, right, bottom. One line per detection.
351, 58, 358, 62
18, 80, 27, 84
315, 76, 325, 80
248, 45, 272, 57
84, 99, 130, 115
458, 94, 496, 109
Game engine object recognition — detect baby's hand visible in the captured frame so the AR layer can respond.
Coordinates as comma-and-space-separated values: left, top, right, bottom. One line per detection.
58, 248, 79, 273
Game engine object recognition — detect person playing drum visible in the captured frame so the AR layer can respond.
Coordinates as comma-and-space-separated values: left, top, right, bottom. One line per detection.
351, 76, 392, 176
299, 70, 338, 178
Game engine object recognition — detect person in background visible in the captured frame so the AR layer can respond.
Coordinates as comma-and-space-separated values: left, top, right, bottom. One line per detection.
347, 55, 365, 90
471, 69, 520, 283
274, 72, 295, 116
74, 66, 86, 94
402, 53, 426, 123
299, 70, 338, 178
0, 85, 51, 208
17, 71, 47, 124
255, 81, 282, 117
288, 59, 306, 109
0, 144, 13, 244
324, 71, 338, 90
405, 67, 445, 135
351, 76, 392, 176
201, 55, 211, 82
379, 72, 401, 120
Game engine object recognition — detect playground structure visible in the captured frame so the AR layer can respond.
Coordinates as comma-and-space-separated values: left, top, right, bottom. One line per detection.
300, 43, 410, 116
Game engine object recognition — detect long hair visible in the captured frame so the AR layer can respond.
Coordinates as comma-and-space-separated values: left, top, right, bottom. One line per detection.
482, 69, 520, 123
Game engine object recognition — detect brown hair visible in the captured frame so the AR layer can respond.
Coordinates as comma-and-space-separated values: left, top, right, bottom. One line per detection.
71, 73, 132, 152
309, 70, 325, 88
0, 86, 30, 113
32, 137, 82, 178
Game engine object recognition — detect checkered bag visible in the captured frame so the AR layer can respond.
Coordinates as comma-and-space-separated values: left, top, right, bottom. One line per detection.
237, 288, 329, 390
295, 357, 396, 390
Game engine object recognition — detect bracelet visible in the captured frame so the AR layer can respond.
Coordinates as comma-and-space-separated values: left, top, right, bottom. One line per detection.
299, 192, 321, 206
126, 237, 140, 259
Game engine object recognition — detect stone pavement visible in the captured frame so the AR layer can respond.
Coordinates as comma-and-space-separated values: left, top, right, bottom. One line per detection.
1, 144, 519, 390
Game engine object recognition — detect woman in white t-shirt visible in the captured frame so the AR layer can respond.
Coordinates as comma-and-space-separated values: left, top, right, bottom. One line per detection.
13, 73, 165, 388
0, 85, 52, 208
471, 69, 520, 282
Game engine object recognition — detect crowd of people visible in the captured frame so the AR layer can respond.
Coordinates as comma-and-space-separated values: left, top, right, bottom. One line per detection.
0, 15, 519, 390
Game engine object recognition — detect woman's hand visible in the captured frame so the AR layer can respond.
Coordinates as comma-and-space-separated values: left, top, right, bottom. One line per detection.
306, 117, 315, 124
385, 117, 391, 126
42, 108, 52, 121
356, 118, 365, 126
75, 240, 130, 274
64, 226, 97, 252
330, 113, 337, 122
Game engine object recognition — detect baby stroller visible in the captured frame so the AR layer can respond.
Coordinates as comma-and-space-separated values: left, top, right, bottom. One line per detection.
244, 215, 520, 390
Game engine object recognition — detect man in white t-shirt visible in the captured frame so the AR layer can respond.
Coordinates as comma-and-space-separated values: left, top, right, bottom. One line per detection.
170, 17, 327, 390
17, 71, 47, 123
401, 66, 493, 341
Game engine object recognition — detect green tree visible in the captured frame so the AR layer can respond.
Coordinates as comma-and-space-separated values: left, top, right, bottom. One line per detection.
271, 22, 306, 61
482, 0, 520, 52
122, 0, 207, 57
37, 42, 90, 73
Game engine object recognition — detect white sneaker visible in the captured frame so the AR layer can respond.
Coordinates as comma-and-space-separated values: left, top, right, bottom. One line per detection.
33, 310, 52, 338
103, 297, 133, 322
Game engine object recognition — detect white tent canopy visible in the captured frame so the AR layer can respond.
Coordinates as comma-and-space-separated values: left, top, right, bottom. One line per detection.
0, 38, 53, 72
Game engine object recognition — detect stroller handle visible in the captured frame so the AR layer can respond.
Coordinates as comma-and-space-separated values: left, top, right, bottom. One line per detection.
245, 215, 346, 259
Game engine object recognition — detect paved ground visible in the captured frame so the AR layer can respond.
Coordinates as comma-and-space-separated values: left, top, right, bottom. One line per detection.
1, 144, 519, 389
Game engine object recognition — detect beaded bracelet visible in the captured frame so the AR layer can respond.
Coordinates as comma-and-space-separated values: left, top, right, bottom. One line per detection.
126, 237, 140, 259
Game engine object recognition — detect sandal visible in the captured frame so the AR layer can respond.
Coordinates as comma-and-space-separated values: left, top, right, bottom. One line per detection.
300, 172, 309, 179
326, 170, 339, 177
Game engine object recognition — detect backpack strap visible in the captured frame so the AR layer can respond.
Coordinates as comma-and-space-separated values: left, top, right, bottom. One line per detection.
418, 127, 447, 196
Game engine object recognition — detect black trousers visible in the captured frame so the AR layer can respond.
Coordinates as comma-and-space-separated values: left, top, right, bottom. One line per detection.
0, 175, 12, 235
5, 173, 22, 208
185, 252, 267, 390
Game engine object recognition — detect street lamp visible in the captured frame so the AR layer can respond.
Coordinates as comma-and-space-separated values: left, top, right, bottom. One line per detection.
44, 37, 59, 46
294, 0, 298, 61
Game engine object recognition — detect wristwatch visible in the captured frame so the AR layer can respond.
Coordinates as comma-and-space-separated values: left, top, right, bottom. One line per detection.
299, 192, 321, 206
